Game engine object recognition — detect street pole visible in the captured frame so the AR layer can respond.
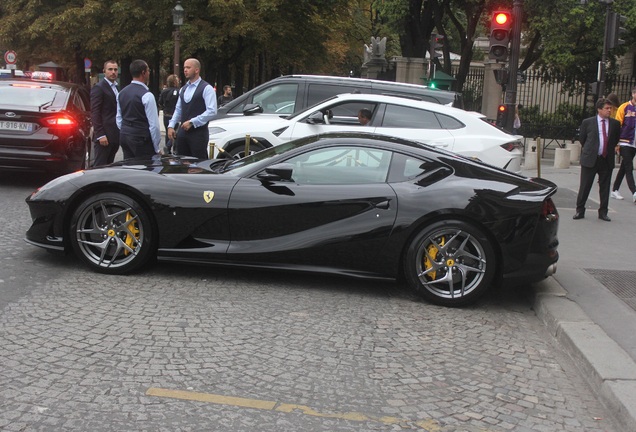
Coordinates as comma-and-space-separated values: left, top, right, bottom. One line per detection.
598, 0, 613, 98
504, 0, 523, 133
172, 1, 184, 77
173, 29, 180, 76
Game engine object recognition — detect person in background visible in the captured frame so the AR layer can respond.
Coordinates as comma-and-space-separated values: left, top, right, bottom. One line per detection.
358, 108, 372, 126
116, 59, 161, 158
513, 104, 522, 135
607, 93, 620, 119
90, 60, 120, 166
217, 85, 233, 107
167, 58, 217, 159
158, 74, 180, 154
610, 87, 636, 203
573, 98, 620, 221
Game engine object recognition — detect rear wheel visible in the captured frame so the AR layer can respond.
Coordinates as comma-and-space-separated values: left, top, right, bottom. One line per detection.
69, 192, 155, 274
404, 220, 495, 306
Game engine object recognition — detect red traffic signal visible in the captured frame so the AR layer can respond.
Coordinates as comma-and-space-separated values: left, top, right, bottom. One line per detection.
489, 11, 512, 61
496, 104, 508, 127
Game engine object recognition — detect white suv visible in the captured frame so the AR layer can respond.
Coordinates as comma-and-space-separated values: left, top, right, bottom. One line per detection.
208, 93, 523, 173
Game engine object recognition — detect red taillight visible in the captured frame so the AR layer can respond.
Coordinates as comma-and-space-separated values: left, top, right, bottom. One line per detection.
541, 198, 558, 221
42, 116, 77, 128
500, 141, 523, 152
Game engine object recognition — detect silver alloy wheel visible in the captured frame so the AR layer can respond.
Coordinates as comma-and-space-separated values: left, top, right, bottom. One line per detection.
74, 197, 144, 269
415, 227, 487, 300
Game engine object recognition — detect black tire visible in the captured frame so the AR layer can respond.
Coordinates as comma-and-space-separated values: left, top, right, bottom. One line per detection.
69, 192, 156, 274
403, 220, 495, 307
228, 141, 265, 159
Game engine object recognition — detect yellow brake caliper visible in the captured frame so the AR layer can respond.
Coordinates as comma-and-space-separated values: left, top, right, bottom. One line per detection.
123, 212, 140, 255
424, 236, 445, 280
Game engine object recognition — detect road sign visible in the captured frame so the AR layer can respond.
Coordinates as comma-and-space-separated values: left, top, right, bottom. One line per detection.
84, 58, 92, 73
4, 50, 17, 65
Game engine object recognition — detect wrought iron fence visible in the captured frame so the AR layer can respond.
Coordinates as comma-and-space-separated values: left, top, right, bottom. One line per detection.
452, 66, 484, 112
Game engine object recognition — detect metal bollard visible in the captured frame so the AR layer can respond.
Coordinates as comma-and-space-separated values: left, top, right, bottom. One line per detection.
536, 137, 542, 178
244, 134, 250, 157
208, 141, 214, 159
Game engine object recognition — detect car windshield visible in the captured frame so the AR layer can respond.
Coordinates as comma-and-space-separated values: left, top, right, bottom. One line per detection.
222, 141, 301, 175
223, 137, 314, 176
285, 95, 339, 121
0, 86, 61, 108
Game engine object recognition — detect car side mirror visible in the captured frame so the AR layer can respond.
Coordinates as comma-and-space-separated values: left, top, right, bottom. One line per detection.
257, 163, 294, 181
243, 103, 263, 116
306, 111, 324, 125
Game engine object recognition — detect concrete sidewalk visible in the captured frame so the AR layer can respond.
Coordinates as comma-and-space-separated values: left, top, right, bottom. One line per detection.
524, 158, 636, 431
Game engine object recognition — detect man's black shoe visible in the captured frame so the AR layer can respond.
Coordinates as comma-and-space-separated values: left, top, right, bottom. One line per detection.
573, 212, 585, 220
598, 214, 611, 222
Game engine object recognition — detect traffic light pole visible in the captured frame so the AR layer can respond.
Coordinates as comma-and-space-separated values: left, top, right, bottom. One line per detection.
599, 1, 612, 98
503, 0, 523, 133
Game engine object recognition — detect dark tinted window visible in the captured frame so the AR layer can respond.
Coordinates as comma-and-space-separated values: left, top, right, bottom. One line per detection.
307, 84, 361, 106
382, 104, 442, 129
436, 113, 464, 129
388, 152, 451, 183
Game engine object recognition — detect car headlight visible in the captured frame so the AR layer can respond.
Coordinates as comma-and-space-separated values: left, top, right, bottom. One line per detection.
208, 127, 226, 135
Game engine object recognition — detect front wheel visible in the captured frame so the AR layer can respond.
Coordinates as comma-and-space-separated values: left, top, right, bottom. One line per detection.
404, 220, 496, 307
69, 192, 156, 274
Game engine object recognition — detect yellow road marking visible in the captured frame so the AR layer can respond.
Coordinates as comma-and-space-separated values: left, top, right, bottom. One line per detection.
146, 387, 442, 430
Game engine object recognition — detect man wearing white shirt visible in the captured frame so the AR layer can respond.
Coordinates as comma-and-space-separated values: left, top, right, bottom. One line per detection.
167, 58, 217, 158
116, 59, 161, 159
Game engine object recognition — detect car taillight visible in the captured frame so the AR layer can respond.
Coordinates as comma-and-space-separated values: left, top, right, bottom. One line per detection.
500, 141, 523, 152
541, 198, 558, 222
42, 116, 77, 128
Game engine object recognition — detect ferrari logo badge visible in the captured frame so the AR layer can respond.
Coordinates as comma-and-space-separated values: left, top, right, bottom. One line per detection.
203, 191, 215, 203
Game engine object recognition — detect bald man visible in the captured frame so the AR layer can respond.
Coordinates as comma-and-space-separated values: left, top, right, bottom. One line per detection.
167, 58, 217, 158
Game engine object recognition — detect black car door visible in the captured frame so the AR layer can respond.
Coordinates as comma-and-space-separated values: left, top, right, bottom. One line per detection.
227, 145, 398, 276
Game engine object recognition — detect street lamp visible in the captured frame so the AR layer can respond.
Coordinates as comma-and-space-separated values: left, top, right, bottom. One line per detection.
172, 1, 184, 76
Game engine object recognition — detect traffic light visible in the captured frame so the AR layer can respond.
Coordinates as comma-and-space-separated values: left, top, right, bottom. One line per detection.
496, 104, 508, 127
608, 11, 627, 49
429, 33, 444, 60
489, 11, 512, 61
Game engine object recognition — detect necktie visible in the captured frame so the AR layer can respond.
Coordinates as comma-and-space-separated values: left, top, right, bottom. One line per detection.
111, 82, 119, 97
601, 119, 608, 158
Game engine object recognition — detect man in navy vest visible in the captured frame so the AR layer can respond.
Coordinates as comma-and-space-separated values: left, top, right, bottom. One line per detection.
167, 58, 217, 158
116, 59, 161, 159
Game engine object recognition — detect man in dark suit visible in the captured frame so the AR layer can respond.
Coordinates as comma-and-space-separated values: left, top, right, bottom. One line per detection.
574, 98, 621, 221
90, 60, 120, 166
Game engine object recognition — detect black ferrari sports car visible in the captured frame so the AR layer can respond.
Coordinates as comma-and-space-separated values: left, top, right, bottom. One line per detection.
25, 132, 559, 306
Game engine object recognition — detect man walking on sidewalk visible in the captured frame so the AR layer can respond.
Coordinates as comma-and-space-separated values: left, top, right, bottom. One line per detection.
574, 98, 620, 221
610, 86, 636, 203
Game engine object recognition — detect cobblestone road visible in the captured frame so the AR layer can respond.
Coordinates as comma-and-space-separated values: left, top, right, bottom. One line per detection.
0, 174, 620, 431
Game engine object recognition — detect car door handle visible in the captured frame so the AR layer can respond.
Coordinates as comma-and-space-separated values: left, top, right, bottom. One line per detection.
374, 200, 391, 209
431, 142, 449, 147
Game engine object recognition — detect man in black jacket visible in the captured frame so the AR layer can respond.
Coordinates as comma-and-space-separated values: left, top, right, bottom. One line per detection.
574, 98, 621, 221
90, 60, 120, 166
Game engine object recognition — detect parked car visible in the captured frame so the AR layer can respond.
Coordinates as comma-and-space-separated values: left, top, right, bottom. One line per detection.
0, 78, 92, 176
217, 74, 463, 119
25, 132, 559, 306
209, 93, 523, 173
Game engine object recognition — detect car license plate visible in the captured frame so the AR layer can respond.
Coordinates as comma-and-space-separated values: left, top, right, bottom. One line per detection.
0, 120, 34, 132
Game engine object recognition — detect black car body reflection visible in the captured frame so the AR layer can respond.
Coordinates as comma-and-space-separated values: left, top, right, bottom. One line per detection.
25, 132, 559, 306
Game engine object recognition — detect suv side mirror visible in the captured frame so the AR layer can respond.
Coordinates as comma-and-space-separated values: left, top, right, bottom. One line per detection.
306, 111, 324, 124
243, 103, 263, 116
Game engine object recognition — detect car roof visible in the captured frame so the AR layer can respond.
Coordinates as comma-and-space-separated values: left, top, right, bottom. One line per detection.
273, 74, 454, 92
0, 78, 79, 91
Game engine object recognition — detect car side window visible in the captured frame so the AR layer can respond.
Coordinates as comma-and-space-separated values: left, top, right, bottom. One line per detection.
314, 102, 377, 126
249, 83, 299, 114
388, 152, 451, 183
436, 113, 464, 130
381, 104, 442, 129
284, 146, 392, 184
306, 84, 359, 107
